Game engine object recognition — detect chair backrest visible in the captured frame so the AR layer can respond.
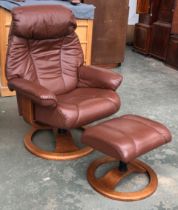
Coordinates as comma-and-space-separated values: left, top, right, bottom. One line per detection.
6, 5, 84, 95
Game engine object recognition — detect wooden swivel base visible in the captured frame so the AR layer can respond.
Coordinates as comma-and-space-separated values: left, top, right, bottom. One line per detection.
87, 156, 158, 201
24, 126, 93, 160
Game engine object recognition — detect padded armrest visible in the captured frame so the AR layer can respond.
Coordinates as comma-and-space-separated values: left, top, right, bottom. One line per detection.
8, 78, 57, 108
78, 65, 123, 91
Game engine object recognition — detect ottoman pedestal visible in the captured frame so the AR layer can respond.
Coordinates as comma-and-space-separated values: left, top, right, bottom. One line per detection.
82, 115, 172, 201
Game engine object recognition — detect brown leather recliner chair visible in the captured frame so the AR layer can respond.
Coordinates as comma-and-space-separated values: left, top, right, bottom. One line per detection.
6, 5, 122, 160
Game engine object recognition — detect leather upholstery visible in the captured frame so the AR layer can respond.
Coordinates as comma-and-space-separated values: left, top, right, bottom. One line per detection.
11, 5, 77, 39
6, 29, 83, 95
35, 88, 120, 128
78, 66, 123, 90
6, 5, 122, 129
9, 78, 57, 108
82, 115, 172, 162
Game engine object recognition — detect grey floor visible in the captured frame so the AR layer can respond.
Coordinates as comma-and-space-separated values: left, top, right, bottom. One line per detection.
0, 47, 178, 210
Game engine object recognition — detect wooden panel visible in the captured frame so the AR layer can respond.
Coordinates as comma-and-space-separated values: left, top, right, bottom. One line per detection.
136, 0, 150, 14
126, 25, 135, 43
76, 26, 87, 42
139, 14, 152, 25
138, 0, 160, 24
0, 8, 14, 96
158, 0, 174, 23
84, 0, 129, 66
134, 0, 178, 70
134, 0, 160, 56
75, 19, 93, 65
149, 0, 161, 23
133, 23, 151, 55
172, 0, 178, 34
0, 8, 93, 96
150, 21, 171, 60
166, 35, 178, 69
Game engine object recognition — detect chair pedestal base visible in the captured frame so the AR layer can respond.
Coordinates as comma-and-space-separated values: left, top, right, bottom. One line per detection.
24, 126, 93, 160
87, 156, 158, 201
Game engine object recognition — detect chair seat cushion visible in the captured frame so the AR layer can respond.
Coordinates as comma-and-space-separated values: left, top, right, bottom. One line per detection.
82, 114, 172, 163
35, 88, 120, 128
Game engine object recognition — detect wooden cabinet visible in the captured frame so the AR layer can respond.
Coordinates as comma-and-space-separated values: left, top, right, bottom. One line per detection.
134, 0, 160, 55
172, 0, 178, 34
139, 0, 160, 24
82, 0, 129, 67
134, 0, 178, 70
166, 0, 178, 69
150, 22, 171, 60
157, 0, 174, 23
0, 8, 93, 96
0, 8, 12, 96
166, 35, 178, 69
149, 0, 174, 60
136, 0, 150, 14
134, 23, 151, 54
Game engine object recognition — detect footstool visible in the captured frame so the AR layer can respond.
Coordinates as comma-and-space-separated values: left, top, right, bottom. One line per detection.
81, 114, 172, 201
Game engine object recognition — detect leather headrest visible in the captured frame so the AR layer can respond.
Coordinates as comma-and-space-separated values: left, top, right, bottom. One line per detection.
11, 5, 77, 39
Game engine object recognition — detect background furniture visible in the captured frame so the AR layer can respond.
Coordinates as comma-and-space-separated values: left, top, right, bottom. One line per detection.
150, 0, 175, 60
6, 5, 122, 160
82, 0, 129, 67
134, 0, 160, 55
166, 0, 178, 69
134, 0, 178, 70
136, 0, 150, 14
0, 2, 94, 96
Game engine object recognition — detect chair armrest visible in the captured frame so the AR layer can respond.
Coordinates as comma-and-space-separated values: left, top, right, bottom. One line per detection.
8, 78, 57, 108
78, 65, 123, 91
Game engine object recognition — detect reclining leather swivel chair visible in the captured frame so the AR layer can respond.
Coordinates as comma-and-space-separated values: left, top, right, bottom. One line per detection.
6, 5, 123, 160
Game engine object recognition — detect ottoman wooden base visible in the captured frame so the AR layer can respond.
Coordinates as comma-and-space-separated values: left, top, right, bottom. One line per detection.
87, 156, 158, 201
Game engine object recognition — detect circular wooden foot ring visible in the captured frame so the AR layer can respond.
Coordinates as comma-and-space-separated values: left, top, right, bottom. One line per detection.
24, 127, 93, 160
87, 156, 158, 201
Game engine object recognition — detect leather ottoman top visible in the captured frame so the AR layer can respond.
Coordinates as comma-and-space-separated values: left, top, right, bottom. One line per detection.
82, 115, 172, 163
